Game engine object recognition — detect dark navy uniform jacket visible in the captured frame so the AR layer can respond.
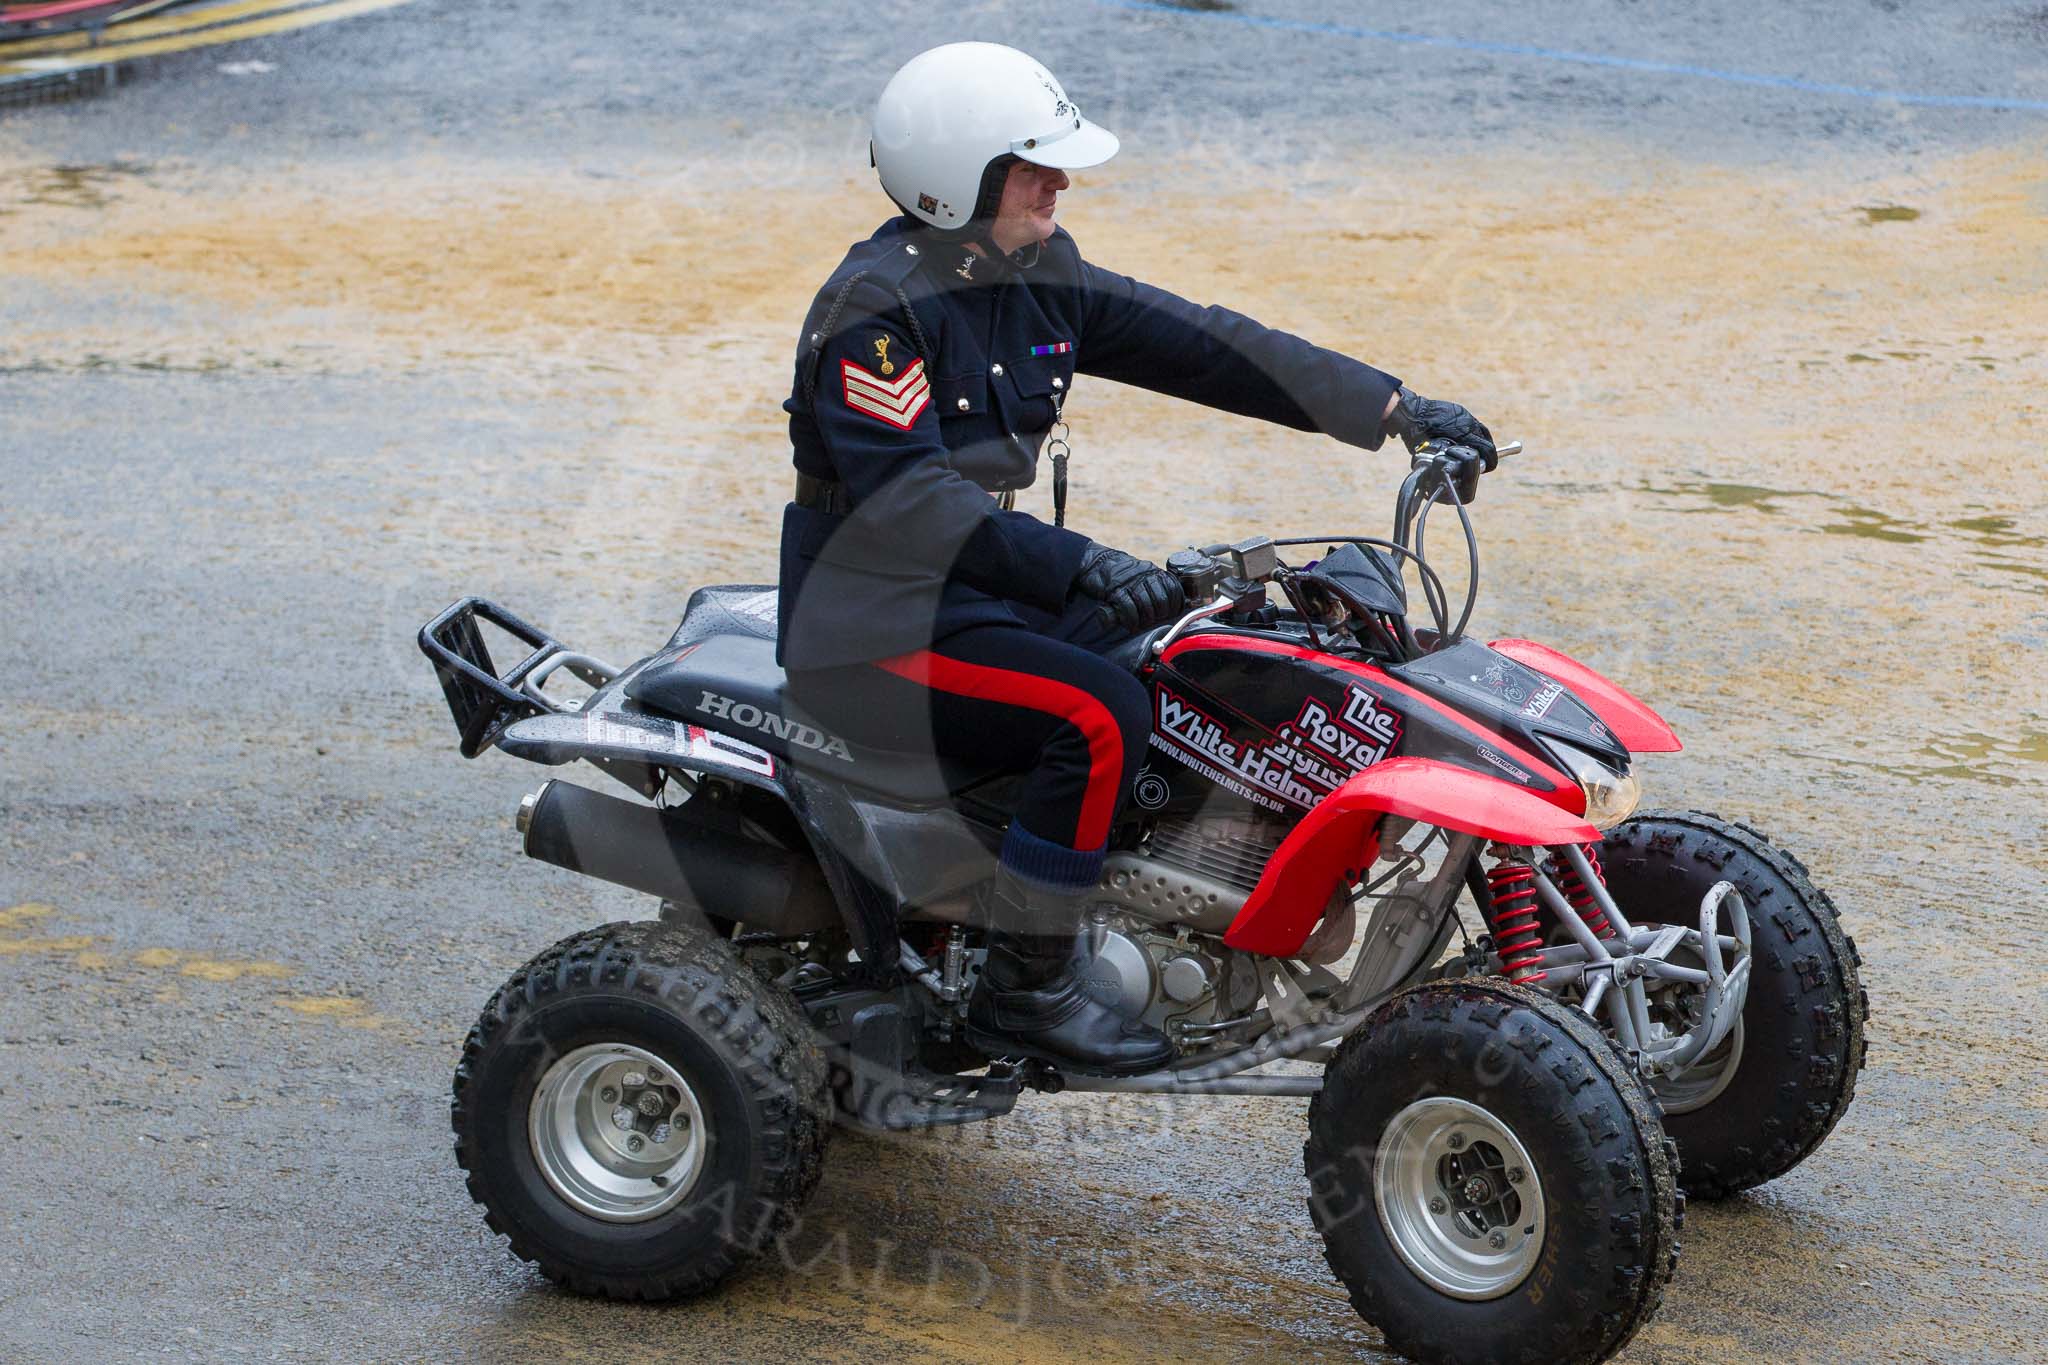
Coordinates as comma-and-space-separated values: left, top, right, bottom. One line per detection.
777, 215, 1401, 671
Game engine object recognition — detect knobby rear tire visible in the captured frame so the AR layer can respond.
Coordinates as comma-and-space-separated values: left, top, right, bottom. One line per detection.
452, 919, 831, 1299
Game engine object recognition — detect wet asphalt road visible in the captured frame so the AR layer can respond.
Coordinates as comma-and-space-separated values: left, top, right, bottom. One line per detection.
10, 0, 2048, 165
4, 2, 2048, 1362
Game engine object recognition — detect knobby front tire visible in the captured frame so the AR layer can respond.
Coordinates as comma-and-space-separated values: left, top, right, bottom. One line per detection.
1306, 979, 1682, 1365
1601, 810, 1868, 1199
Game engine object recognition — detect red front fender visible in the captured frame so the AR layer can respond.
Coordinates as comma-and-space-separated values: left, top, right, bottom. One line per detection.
1221, 758, 1600, 959
1488, 638, 1681, 753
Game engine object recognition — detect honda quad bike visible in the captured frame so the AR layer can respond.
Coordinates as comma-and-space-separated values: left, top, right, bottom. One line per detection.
420, 440, 1866, 1365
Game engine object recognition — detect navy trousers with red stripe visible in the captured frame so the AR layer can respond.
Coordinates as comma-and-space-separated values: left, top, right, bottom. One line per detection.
787, 598, 1150, 892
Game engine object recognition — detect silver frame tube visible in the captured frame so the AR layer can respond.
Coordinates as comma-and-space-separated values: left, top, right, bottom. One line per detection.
1059, 1072, 1322, 1096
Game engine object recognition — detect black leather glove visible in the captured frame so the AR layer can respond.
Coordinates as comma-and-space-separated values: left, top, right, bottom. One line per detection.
1072, 543, 1186, 635
1383, 386, 1498, 468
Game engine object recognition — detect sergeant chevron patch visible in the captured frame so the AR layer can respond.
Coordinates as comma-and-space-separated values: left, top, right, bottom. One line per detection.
841, 357, 931, 430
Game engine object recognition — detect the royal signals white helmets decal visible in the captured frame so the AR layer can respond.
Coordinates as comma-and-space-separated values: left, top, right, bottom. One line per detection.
1150, 680, 1403, 813
842, 335, 931, 429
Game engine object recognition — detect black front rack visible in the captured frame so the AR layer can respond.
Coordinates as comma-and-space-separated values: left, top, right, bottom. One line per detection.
418, 597, 564, 758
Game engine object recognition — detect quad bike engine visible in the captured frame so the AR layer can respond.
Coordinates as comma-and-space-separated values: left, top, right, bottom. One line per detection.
1080, 814, 1284, 1029
1094, 813, 1286, 933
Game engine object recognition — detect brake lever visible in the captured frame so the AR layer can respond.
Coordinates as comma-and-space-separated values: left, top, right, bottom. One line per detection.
1411, 438, 1523, 467
1413, 438, 1521, 504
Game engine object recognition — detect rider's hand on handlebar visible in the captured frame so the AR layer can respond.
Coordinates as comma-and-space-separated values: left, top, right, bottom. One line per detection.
1383, 386, 1498, 469
1073, 543, 1187, 635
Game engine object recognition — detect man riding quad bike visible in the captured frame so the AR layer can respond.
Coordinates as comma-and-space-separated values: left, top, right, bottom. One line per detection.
418, 43, 1865, 1365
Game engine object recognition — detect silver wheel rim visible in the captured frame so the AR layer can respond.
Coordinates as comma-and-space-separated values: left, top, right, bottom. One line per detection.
1653, 1014, 1745, 1115
1374, 1097, 1546, 1300
527, 1042, 708, 1223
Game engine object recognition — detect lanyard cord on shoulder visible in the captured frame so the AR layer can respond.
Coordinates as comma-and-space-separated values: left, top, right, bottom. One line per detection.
799, 271, 934, 413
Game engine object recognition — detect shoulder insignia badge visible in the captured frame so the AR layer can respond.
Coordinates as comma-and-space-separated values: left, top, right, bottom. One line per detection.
842, 356, 930, 430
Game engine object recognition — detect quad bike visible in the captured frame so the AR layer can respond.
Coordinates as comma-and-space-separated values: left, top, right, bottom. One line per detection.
419, 440, 1866, 1365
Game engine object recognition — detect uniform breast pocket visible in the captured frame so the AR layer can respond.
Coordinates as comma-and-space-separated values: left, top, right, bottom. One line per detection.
1004, 355, 1073, 434
933, 373, 989, 420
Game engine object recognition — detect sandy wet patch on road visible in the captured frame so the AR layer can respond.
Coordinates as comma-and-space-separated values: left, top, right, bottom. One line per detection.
3, 139, 2046, 1361
5, 140, 2043, 584
3, 140, 2043, 569
5, 141, 2043, 804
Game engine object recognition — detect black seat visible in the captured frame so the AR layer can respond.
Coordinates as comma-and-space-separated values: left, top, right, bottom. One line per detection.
624, 587, 1013, 804
662, 583, 781, 651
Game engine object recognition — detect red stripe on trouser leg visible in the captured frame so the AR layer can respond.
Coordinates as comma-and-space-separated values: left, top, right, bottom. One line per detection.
874, 648, 1126, 850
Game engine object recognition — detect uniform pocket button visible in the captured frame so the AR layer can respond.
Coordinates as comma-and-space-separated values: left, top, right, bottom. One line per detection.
956, 396, 971, 411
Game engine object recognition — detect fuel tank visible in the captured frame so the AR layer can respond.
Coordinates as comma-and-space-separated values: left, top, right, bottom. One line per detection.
1141, 630, 1609, 819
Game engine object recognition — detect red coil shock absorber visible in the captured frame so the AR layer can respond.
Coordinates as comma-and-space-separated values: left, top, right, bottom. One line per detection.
1484, 859, 1548, 985
1552, 844, 1617, 940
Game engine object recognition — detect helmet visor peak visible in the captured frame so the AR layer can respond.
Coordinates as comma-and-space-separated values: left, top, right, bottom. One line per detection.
1011, 115, 1120, 171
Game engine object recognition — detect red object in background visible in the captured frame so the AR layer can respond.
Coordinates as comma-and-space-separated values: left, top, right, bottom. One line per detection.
1222, 757, 1601, 958
1487, 638, 1683, 753
1, 0, 170, 30
2, 1, 127, 20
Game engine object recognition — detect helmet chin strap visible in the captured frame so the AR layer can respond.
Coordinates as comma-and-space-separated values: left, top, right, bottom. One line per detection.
902, 156, 1049, 273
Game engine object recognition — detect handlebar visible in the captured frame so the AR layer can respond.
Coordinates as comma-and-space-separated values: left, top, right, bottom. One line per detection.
1162, 437, 1522, 661
1393, 438, 1520, 545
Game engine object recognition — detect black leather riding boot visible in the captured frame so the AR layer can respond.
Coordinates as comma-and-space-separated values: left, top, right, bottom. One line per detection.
965, 871, 1174, 1076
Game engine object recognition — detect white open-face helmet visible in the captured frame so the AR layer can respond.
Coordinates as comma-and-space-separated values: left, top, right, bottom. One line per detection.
872, 43, 1119, 234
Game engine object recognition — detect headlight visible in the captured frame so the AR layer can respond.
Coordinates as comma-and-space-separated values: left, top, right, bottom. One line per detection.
1542, 740, 1642, 829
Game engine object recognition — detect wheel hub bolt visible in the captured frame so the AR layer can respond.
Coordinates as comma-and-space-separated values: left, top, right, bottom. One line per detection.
637, 1091, 666, 1117
598, 1087, 618, 1104
1428, 1196, 1448, 1215
1507, 1167, 1525, 1185
626, 1135, 644, 1153
611, 1106, 635, 1132
1489, 1231, 1507, 1250
1446, 1132, 1466, 1150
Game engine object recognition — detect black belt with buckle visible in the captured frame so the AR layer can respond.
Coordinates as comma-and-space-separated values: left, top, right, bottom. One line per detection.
793, 472, 854, 515
794, 473, 1015, 514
